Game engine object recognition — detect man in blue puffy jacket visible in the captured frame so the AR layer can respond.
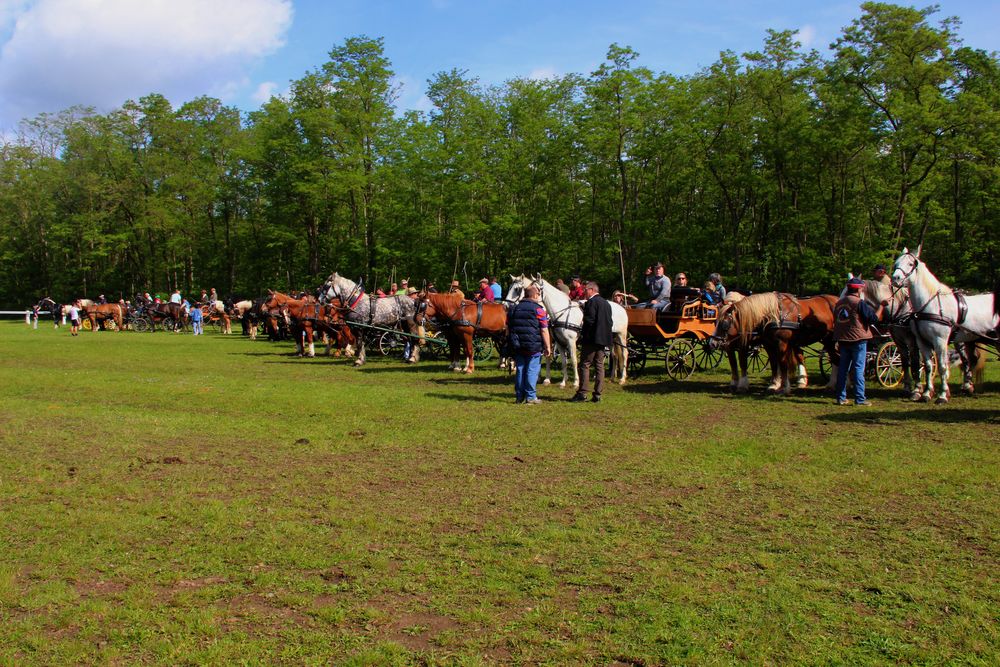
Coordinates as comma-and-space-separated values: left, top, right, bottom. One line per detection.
508, 285, 552, 404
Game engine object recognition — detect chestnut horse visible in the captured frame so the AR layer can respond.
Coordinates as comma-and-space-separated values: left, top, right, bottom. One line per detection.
146, 302, 189, 332
84, 302, 125, 331
264, 291, 355, 357
416, 291, 507, 373
713, 292, 837, 394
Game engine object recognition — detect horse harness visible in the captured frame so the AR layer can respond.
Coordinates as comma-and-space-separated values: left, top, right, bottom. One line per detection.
911, 289, 968, 329
763, 293, 803, 332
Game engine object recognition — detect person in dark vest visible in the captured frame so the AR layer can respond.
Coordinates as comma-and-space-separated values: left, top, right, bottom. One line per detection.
508, 285, 552, 404
834, 277, 880, 406
571, 281, 613, 403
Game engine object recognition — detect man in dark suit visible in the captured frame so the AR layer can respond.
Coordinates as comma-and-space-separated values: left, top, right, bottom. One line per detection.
571, 281, 613, 403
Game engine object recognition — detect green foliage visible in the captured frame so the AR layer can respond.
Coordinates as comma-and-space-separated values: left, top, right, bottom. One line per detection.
2, 6, 1000, 307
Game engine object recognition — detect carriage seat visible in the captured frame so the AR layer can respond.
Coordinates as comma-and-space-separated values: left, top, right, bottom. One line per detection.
667, 287, 703, 314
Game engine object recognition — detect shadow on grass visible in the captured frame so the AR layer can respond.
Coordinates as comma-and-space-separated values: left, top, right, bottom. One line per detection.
819, 408, 1000, 424
430, 374, 513, 386
423, 391, 508, 402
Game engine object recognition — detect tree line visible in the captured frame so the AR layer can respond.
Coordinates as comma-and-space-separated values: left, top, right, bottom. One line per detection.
1, 2, 998, 309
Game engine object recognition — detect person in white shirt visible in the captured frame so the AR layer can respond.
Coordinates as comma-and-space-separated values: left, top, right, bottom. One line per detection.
68, 300, 82, 336
170, 289, 182, 304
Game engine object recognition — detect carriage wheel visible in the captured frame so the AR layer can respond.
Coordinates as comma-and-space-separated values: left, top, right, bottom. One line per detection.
876, 341, 903, 388
420, 331, 446, 361
695, 340, 724, 370
378, 331, 406, 356
665, 338, 697, 380
627, 341, 647, 375
748, 345, 768, 375
134, 317, 151, 333
473, 336, 494, 361
104, 319, 118, 332
161, 316, 175, 332
81, 318, 92, 331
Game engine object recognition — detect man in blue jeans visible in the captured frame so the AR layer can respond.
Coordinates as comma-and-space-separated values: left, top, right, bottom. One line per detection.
833, 277, 880, 405
508, 285, 552, 404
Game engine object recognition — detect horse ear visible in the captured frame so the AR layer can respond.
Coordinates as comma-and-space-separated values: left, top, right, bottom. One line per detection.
914, 244, 922, 258
847, 272, 854, 279
901, 247, 909, 255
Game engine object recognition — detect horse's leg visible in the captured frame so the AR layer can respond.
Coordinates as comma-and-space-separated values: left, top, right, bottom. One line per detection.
764, 340, 782, 392
354, 334, 367, 366
795, 347, 808, 388
726, 347, 739, 391
409, 322, 423, 363
781, 342, 795, 395
934, 338, 951, 404
464, 331, 475, 373
617, 333, 628, 385
569, 335, 580, 389
307, 324, 316, 357
738, 347, 750, 392
960, 342, 979, 395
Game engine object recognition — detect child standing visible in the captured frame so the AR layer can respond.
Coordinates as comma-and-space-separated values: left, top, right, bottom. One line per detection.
68, 301, 82, 336
190, 304, 203, 335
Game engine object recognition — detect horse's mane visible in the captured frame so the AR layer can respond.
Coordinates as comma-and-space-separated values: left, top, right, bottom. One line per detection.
732, 292, 781, 338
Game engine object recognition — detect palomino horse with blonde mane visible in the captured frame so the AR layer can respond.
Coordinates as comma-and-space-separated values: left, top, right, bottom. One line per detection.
264, 290, 355, 357
319, 273, 423, 366
415, 291, 507, 373
83, 302, 125, 331
201, 301, 232, 334
712, 291, 837, 394
504, 275, 629, 387
892, 246, 998, 403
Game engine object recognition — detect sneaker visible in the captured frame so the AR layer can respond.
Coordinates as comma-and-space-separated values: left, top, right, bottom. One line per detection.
836, 399, 850, 406
515, 398, 524, 404
569, 394, 587, 403
855, 400, 874, 406
591, 395, 601, 403
525, 398, 542, 405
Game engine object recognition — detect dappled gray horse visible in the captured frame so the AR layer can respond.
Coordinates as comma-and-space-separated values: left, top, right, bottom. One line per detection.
319, 273, 424, 366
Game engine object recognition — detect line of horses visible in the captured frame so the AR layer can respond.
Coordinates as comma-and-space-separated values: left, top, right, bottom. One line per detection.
33, 248, 999, 405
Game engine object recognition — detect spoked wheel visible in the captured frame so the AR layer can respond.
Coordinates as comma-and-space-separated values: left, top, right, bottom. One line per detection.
134, 317, 151, 333
695, 339, 724, 370
81, 318, 92, 331
104, 319, 118, 331
473, 336, 495, 361
161, 316, 175, 332
627, 340, 648, 375
816, 350, 830, 385
420, 331, 446, 361
876, 341, 903, 388
665, 338, 697, 380
378, 330, 406, 356
748, 345, 768, 375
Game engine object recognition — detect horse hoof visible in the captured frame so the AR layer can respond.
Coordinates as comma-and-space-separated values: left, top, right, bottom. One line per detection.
910, 392, 922, 402
935, 396, 949, 405
464, 369, 474, 375
542, 378, 551, 386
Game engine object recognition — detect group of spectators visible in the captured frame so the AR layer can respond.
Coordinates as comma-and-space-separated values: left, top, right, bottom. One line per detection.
631, 263, 728, 311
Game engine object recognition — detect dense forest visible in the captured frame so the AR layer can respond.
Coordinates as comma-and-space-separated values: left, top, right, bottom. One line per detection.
1, 2, 998, 308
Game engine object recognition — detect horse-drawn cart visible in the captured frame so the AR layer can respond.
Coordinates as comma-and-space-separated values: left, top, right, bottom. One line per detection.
625, 289, 724, 379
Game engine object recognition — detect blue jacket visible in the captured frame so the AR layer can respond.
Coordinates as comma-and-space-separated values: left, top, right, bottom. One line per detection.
508, 300, 547, 354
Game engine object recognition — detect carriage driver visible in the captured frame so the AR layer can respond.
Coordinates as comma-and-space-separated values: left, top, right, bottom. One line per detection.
872, 264, 890, 286
642, 262, 671, 311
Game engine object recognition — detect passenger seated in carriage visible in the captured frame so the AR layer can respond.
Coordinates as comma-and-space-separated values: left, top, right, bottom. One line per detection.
473, 278, 495, 303
639, 262, 671, 311
612, 290, 638, 306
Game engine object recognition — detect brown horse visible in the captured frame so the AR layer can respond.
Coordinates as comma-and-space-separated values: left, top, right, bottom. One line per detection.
201, 301, 233, 334
264, 291, 355, 357
146, 302, 189, 332
84, 302, 125, 331
416, 292, 507, 373
713, 292, 837, 394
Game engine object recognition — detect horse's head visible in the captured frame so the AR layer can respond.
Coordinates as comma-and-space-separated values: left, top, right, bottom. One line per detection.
504, 278, 526, 304
709, 304, 739, 350
263, 289, 282, 310
891, 247, 920, 289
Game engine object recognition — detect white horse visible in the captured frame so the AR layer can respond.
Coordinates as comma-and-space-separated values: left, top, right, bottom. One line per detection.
320, 273, 423, 366
506, 274, 628, 387
892, 247, 998, 403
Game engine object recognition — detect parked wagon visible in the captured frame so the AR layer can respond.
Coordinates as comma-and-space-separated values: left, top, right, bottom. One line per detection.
625, 288, 725, 380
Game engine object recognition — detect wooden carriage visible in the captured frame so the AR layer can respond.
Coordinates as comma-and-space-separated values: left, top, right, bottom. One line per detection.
625, 288, 724, 379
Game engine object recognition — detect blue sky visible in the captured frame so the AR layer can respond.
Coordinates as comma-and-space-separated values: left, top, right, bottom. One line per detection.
1, 0, 998, 133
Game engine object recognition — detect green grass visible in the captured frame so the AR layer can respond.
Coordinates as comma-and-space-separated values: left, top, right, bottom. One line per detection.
1, 321, 998, 665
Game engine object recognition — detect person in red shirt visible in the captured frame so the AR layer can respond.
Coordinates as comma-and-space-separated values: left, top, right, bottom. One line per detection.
568, 276, 586, 301
473, 278, 495, 302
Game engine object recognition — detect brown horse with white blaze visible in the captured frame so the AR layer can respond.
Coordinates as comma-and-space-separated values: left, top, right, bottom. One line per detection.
415, 291, 507, 373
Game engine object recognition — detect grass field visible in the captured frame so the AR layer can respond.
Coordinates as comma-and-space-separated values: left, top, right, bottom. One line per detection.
1, 321, 998, 665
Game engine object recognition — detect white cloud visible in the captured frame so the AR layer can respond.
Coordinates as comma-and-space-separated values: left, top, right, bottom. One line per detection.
528, 66, 559, 81
795, 24, 817, 49
0, 0, 292, 128
251, 80, 281, 104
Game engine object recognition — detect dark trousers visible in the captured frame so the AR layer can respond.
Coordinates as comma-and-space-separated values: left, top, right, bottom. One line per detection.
577, 343, 606, 398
